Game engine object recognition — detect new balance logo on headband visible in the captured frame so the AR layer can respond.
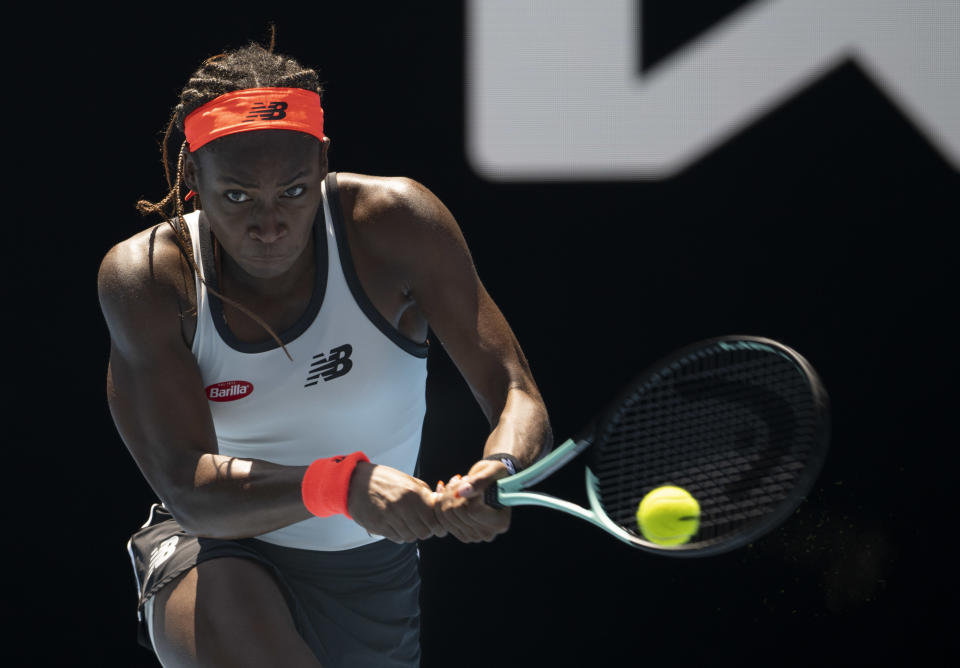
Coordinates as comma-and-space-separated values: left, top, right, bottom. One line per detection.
305, 344, 353, 387
244, 101, 288, 122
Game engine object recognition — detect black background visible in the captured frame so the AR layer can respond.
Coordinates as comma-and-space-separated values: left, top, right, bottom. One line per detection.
10, 2, 957, 665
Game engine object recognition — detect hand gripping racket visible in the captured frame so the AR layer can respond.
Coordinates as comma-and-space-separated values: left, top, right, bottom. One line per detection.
485, 336, 830, 556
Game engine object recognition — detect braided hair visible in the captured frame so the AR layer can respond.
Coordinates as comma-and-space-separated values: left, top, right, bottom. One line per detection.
137, 34, 324, 357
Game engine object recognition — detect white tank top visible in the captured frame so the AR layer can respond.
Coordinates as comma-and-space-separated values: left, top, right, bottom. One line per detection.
186, 173, 428, 551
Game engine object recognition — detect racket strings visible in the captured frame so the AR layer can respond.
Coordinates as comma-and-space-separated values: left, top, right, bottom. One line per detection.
591, 345, 820, 548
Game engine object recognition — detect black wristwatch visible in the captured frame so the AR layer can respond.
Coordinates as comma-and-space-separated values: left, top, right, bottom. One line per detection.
483, 453, 523, 476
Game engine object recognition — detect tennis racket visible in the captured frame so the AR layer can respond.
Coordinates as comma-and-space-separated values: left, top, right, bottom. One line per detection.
485, 335, 830, 557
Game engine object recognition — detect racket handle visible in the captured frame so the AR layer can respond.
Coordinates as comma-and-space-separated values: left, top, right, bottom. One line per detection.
484, 484, 504, 509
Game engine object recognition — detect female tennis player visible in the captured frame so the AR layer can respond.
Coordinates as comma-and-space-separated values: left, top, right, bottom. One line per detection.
97, 38, 552, 667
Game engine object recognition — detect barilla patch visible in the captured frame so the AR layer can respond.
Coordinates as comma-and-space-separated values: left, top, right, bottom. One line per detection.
206, 380, 254, 402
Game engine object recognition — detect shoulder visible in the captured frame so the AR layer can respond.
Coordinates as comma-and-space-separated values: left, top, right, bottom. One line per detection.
98, 222, 189, 305
334, 170, 434, 204
333, 172, 468, 264
98, 221, 194, 354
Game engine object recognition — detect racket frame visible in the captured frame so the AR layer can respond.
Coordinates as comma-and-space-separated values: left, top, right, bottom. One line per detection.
486, 335, 830, 556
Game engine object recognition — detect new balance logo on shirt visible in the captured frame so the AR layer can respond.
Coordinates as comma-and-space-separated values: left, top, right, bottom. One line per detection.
305, 344, 353, 387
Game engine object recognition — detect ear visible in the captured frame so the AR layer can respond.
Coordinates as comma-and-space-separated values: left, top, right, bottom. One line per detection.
319, 136, 331, 174
183, 152, 200, 193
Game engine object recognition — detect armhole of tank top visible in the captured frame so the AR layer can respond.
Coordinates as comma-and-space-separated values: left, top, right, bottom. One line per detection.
324, 173, 429, 359
184, 213, 205, 358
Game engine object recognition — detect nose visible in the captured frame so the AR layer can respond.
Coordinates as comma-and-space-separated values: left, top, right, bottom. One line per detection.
248, 213, 288, 244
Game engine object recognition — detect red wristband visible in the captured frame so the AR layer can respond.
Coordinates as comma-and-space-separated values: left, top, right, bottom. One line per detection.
301, 452, 370, 519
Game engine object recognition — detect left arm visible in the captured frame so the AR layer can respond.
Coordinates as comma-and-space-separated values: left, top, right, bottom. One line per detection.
364, 177, 553, 541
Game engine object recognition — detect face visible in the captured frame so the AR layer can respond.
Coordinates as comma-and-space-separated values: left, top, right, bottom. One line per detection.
184, 130, 330, 280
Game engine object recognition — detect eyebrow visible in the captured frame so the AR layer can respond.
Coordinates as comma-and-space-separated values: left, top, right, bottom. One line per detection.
217, 169, 312, 189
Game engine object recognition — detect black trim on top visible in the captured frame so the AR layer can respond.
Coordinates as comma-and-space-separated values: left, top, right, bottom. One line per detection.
198, 207, 328, 354
324, 173, 429, 359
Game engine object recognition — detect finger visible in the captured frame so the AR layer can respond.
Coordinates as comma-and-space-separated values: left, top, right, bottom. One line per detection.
374, 528, 403, 544
379, 512, 414, 543
454, 477, 477, 499
440, 497, 486, 543
433, 491, 479, 541
354, 515, 396, 543
453, 500, 510, 542
428, 490, 450, 538
480, 507, 511, 541
442, 516, 483, 543
452, 501, 489, 531
443, 475, 472, 499
405, 489, 450, 540
434, 506, 478, 542
403, 499, 444, 540
405, 514, 441, 541
423, 494, 450, 538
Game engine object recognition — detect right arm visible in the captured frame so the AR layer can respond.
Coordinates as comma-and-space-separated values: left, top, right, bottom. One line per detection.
98, 228, 312, 539
98, 227, 440, 541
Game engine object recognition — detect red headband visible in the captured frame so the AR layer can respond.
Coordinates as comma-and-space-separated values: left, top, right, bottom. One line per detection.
184, 87, 325, 152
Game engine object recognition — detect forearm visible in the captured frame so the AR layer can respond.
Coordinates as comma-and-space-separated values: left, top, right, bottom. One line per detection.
107, 362, 318, 539
482, 386, 553, 468
168, 454, 313, 539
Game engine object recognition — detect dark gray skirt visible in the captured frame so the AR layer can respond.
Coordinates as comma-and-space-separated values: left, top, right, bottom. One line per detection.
127, 504, 421, 667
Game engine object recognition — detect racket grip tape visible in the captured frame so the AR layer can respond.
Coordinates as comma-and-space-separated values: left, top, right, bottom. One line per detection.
484, 484, 504, 509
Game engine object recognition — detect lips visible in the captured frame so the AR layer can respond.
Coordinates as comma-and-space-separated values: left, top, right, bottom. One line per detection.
245, 252, 291, 265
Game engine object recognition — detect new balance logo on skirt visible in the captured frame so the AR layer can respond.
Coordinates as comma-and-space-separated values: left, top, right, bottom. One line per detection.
305, 344, 353, 387
145, 535, 178, 581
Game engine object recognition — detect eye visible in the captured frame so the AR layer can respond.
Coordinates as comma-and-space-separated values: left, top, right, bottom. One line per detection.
225, 190, 250, 203
283, 184, 306, 198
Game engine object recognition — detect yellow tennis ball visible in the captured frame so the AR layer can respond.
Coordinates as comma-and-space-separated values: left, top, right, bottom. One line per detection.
635, 485, 701, 546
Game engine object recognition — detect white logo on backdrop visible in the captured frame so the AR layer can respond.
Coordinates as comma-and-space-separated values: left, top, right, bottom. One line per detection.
466, 0, 960, 179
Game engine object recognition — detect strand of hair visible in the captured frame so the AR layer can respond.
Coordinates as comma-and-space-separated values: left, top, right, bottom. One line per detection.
169, 142, 293, 362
